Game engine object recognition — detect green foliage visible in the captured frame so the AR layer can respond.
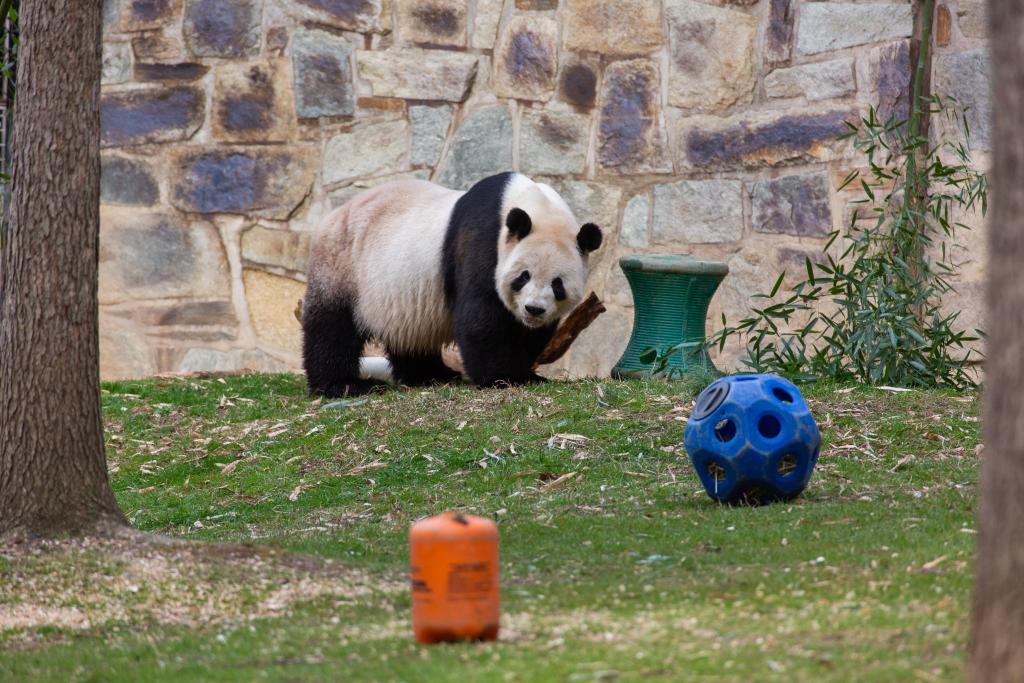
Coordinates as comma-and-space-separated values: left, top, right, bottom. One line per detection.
695, 98, 987, 389
637, 343, 717, 385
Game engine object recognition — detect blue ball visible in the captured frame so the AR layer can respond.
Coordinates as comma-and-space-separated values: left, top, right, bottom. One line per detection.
684, 374, 820, 505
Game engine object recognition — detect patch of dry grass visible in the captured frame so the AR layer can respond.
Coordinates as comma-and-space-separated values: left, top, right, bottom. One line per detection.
0, 535, 401, 637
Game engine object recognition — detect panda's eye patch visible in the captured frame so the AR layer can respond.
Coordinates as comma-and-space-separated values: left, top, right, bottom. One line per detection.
511, 271, 531, 292
551, 277, 566, 301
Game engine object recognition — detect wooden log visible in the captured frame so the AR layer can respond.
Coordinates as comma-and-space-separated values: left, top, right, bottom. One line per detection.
534, 293, 607, 368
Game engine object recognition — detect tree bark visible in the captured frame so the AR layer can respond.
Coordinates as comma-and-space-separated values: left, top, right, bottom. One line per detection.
968, 0, 1024, 679
0, 1, 125, 538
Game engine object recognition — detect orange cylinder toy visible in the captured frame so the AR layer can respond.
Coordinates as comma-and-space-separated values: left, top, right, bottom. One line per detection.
409, 512, 500, 644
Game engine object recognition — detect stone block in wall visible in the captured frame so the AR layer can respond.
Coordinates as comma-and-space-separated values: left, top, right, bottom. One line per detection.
213, 60, 295, 143
99, 211, 230, 304
875, 41, 910, 126
357, 97, 408, 114
105, 304, 238, 346
178, 348, 292, 374
714, 247, 777, 332
519, 109, 589, 176
563, 308, 632, 378
327, 170, 431, 207
564, 0, 663, 56
291, 29, 355, 119
620, 193, 649, 248
101, 86, 204, 147
103, 43, 132, 84
934, 49, 991, 151
750, 172, 831, 237
323, 119, 410, 186
939, 280, 985, 344
559, 60, 598, 110
797, 3, 913, 55
170, 147, 317, 219
665, 0, 756, 111
357, 48, 478, 102
397, 0, 468, 47
652, 179, 744, 244
132, 30, 185, 61
843, 200, 880, 233
119, 0, 181, 32
410, 104, 454, 167
134, 62, 209, 82
436, 106, 513, 190
777, 247, 828, 274
765, 58, 855, 101
471, 0, 504, 49
957, 1, 986, 40
494, 15, 559, 102
954, 0, 987, 40
289, 0, 383, 33
104, 0, 120, 34
679, 107, 855, 170
101, 156, 160, 206
545, 180, 623, 238
598, 59, 671, 175
100, 315, 155, 380
243, 270, 307, 353
765, 0, 793, 64
516, 0, 557, 9
183, 0, 262, 58
602, 254, 634, 308
241, 226, 311, 274
130, 300, 240, 329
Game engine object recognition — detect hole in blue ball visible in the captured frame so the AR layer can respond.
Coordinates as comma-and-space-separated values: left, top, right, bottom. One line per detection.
714, 419, 737, 442
772, 387, 794, 403
735, 376, 757, 382
707, 461, 727, 481
777, 454, 797, 476
758, 414, 782, 439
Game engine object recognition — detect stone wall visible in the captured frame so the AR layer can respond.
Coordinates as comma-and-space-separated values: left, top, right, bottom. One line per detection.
98, 0, 990, 380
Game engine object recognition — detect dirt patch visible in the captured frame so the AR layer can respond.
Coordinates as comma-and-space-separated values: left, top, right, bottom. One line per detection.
0, 535, 401, 634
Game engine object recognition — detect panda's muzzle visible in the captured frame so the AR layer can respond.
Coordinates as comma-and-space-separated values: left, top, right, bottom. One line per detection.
525, 305, 546, 317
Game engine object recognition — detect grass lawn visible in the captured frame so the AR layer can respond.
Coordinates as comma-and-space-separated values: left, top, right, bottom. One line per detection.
0, 375, 980, 682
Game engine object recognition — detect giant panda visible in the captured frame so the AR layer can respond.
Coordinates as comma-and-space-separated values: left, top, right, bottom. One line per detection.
302, 172, 603, 397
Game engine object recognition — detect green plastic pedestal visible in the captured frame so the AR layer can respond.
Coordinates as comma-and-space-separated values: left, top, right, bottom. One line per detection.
612, 254, 729, 379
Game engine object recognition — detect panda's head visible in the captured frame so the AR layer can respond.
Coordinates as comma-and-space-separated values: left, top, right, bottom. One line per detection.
495, 186, 602, 329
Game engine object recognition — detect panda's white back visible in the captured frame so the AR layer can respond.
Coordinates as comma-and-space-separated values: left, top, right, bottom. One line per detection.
309, 178, 463, 353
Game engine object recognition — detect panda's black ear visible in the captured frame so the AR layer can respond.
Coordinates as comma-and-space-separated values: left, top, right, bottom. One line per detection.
505, 208, 532, 241
577, 223, 603, 253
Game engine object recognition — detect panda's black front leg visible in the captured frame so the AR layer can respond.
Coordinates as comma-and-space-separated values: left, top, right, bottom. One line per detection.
456, 299, 555, 388
386, 349, 463, 387
461, 345, 540, 387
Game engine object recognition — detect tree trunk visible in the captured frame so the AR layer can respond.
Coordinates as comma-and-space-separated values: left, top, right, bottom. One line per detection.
0, 1, 125, 538
968, 0, 1024, 679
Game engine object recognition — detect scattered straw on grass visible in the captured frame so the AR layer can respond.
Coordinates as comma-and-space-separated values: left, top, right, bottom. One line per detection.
0, 535, 401, 633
